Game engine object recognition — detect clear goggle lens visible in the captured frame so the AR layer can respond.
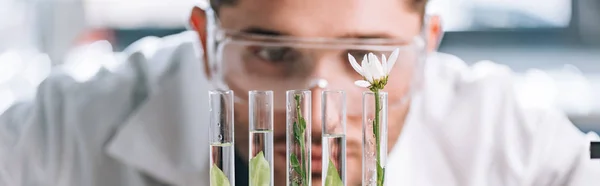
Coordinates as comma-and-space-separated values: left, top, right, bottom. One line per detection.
211, 31, 425, 115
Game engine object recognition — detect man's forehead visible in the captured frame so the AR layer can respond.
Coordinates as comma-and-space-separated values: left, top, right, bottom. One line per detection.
218, 0, 421, 39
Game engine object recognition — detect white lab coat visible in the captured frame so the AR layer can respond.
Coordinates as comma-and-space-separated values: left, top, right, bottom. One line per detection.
1, 31, 599, 186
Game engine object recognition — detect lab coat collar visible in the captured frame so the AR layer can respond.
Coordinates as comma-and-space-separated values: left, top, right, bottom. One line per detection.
105, 31, 212, 185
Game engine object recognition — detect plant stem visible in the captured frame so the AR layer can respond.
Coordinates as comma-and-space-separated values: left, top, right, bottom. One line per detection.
373, 90, 384, 186
294, 95, 308, 185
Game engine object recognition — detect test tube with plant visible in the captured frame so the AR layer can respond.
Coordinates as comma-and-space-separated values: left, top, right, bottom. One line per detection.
347, 50, 400, 186
321, 90, 346, 186
249, 90, 274, 186
286, 90, 312, 186
209, 90, 235, 186
362, 92, 388, 186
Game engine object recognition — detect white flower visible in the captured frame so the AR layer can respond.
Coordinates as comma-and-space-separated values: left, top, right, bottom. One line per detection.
348, 48, 400, 88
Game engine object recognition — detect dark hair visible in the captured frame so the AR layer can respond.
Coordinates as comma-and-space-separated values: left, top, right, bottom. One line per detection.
412, 0, 428, 16
209, 0, 235, 14
210, 0, 428, 15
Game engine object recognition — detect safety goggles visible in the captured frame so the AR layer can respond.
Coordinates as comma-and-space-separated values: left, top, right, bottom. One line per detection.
206, 27, 426, 115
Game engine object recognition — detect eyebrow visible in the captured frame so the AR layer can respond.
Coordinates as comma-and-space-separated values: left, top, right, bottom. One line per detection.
241, 27, 287, 36
241, 27, 396, 39
341, 33, 396, 39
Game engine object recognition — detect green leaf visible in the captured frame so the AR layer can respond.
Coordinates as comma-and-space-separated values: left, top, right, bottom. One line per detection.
250, 151, 271, 186
324, 159, 343, 186
293, 121, 301, 142
299, 117, 306, 133
290, 154, 302, 177
376, 164, 385, 186
210, 164, 231, 186
382, 167, 386, 184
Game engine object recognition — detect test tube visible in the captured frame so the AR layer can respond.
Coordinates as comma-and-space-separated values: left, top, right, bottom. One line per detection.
321, 90, 346, 186
286, 90, 312, 186
249, 90, 274, 186
209, 90, 235, 186
362, 91, 388, 186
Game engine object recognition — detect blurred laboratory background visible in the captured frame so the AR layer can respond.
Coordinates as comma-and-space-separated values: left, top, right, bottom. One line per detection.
0, 0, 598, 132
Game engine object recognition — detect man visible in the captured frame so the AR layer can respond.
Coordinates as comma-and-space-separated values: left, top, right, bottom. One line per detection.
1, 0, 599, 185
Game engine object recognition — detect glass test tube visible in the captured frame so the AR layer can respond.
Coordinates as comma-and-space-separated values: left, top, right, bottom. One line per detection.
209, 90, 235, 186
286, 90, 312, 186
362, 91, 388, 186
249, 90, 274, 186
321, 90, 347, 186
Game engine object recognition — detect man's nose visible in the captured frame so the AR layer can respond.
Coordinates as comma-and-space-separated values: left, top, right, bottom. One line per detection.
309, 86, 324, 145
309, 53, 347, 144
307, 55, 345, 145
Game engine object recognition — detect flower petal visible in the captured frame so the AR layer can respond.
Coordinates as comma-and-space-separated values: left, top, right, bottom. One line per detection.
369, 53, 385, 80
354, 80, 371, 88
367, 58, 379, 81
371, 62, 382, 81
347, 54, 363, 76
386, 48, 400, 74
361, 54, 373, 81
381, 54, 388, 75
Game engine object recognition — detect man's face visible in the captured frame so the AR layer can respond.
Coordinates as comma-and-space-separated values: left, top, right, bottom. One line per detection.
218, 0, 421, 185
